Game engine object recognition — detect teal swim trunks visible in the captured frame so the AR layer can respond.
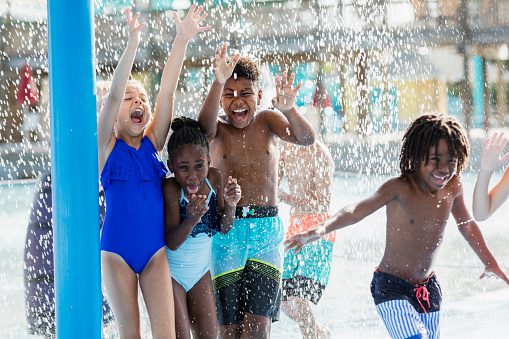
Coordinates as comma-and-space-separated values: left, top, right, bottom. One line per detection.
211, 206, 284, 325
282, 214, 335, 304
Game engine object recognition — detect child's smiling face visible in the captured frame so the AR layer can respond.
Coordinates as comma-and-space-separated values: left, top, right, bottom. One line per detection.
169, 144, 210, 196
116, 84, 151, 136
220, 76, 262, 129
418, 138, 458, 192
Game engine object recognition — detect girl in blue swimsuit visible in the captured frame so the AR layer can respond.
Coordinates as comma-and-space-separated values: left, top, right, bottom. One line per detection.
163, 117, 241, 339
97, 6, 210, 338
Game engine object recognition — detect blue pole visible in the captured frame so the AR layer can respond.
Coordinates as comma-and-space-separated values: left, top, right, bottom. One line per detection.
472, 55, 484, 128
47, 0, 101, 338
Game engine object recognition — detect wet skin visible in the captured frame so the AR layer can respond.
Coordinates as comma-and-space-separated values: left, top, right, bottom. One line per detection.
379, 139, 459, 282
210, 77, 288, 206
279, 141, 334, 216
286, 138, 504, 284
169, 144, 210, 197
115, 85, 151, 146
210, 112, 280, 206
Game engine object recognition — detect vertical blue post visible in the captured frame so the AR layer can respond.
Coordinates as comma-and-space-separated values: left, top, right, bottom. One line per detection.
472, 55, 484, 128
47, 0, 101, 338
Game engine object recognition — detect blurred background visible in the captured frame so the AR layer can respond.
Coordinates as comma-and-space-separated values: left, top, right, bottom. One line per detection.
1, 1, 509, 338
2, 0, 509, 178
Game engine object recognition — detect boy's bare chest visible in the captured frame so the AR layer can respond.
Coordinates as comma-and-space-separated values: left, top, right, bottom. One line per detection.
399, 190, 455, 225
212, 126, 277, 166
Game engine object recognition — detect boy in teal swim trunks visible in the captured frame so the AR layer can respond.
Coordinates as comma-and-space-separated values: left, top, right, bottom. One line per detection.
279, 140, 335, 339
198, 43, 315, 338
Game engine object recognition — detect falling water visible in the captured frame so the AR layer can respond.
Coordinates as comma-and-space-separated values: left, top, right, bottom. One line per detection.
1, 0, 509, 338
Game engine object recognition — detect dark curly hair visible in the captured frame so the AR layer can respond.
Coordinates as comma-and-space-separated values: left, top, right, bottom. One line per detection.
399, 114, 469, 175
231, 57, 260, 86
166, 116, 209, 160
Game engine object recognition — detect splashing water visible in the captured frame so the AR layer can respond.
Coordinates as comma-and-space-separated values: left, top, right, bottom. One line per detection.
2, 0, 509, 338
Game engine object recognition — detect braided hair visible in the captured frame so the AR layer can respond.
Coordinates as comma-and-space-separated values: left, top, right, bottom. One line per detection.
232, 57, 260, 86
399, 114, 469, 175
166, 117, 209, 160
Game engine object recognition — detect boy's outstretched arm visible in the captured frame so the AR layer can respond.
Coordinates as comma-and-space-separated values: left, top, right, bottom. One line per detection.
285, 178, 399, 252
473, 132, 509, 221
198, 43, 240, 140
453, 186, 509, 284
146, 4, 210, 151
98, 8, 144, 168
267, 71, 314, 146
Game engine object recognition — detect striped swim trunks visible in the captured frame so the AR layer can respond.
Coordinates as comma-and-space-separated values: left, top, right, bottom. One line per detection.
371, 270, 442, 339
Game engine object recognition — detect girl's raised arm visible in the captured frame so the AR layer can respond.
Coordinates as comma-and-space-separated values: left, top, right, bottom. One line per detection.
146, 4, 210, 151
473, 132, 509, 221
98, 8, 145, 170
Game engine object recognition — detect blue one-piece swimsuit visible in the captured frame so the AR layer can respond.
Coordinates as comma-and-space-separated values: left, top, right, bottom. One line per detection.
100, 137, 167, 274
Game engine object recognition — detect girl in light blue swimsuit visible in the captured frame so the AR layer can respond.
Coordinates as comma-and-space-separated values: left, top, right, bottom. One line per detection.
163, 117, 241, 339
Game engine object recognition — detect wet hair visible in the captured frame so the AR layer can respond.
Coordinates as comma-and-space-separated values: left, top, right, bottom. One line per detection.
126, 79, 147, 95
166, 116, 209, 160
231, 57, 260, 86
399, 114, 469, 174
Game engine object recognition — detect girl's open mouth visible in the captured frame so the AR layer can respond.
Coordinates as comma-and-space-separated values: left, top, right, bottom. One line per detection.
130, 108, 144, 124
187, 184, 200, 194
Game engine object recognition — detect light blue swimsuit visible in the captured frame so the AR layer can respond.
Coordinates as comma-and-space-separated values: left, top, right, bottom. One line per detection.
166, 178, 219, 292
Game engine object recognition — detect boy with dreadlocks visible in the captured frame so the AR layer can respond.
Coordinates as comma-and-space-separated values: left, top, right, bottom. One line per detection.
286, 114, 509, 338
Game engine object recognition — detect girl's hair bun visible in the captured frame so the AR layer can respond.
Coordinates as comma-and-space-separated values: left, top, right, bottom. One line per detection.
171, 116, 201, 132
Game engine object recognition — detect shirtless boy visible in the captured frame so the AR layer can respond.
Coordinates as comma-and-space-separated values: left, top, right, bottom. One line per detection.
198, 43, 315, 338
286, 114, 509, 339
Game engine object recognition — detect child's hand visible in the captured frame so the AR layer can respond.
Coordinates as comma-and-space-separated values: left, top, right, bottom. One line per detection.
213, 43, 241, 85
284, 233, 310, 253
284, 228, 323, 253
186, 194, 209, 224
124, 8, 145, 46
224, 176, 241, 207
480, 265, 509, 285
480, 132, 509, 173
171, 4, 210, 43
272, 71, 302, 114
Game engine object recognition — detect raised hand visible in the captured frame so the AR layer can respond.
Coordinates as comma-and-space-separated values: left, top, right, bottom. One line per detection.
272, 71, 302, 113
213, 43, 241, 85
480, 132, 509, 173
124, 8, 145, 46
186, 194, 209, 225
224, 176, 241, 207
171, 3, 210, 42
